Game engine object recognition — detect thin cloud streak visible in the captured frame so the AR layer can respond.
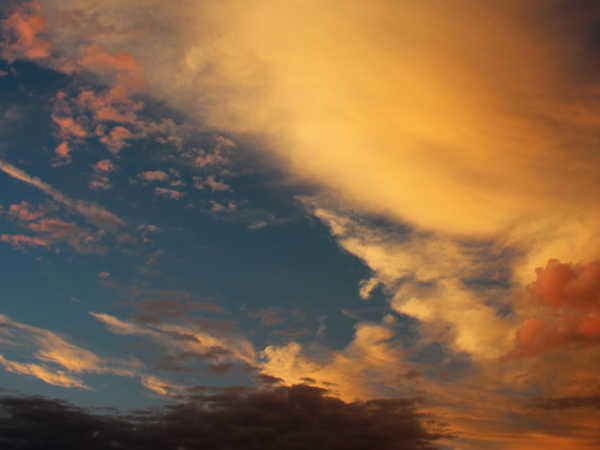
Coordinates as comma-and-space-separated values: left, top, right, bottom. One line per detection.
0, 159, 123, 229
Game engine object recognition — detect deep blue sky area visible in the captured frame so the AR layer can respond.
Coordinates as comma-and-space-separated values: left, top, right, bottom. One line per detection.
0, 55, 390, 410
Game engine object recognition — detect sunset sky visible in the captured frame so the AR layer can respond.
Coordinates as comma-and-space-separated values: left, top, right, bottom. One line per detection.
2, 1, 600, 449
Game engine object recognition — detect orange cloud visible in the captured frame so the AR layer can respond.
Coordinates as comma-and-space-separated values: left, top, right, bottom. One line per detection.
88, 175, 112, 190
140, 170, 169, 182
505, 259, 600, 359
1, 1, 52, 62
155, 187, 185, 200
0, 233, 49, 248
7, 201, 46, 222
92, 159, 119, 173
0, 314, 140, 389
51, 115, 88, 139
78, 43, 147, 90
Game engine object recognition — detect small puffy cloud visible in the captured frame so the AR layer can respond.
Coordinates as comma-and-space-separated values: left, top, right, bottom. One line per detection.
92, 160, 118, 174
90, 160, 119, 190
210, 200, 237, 213
52, 142, 71, 166
88, 175, 112, 190
98, 125, 132, 153
51, 115, 88, 140
139, 170, 169, 182
193, 175, 230, 192
137, 224, 161, 233
7, 201, 47, 221
155, 187, 185, 200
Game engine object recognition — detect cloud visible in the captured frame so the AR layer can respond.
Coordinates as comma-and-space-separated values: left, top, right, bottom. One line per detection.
0, 355, 87, 388
0, 386, 447, 450
260, 317, 414, 401
155, 187, 185, 200
91, 312, 255, 367
1, 0, 52, 62
529, 394, 600, 410
504, 259, 600, 359
307, 202, 516, 360
139, 170, 169, 182
0, 314, 139, 388
92, 159, 119, 173
89, 160, 119, 190
88, 174, 112, 190
0, 233, 49, 248
193, 175, 230, 192
2, 200, 109, 254
0, 159, 123, 229
6, 201, 47, 221
248, 307, 287, 327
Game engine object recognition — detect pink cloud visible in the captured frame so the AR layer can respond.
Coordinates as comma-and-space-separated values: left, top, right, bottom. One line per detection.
52, 141, 72, 167
7, 201, 46, 222
1, 1, 52, 62
504, 259, 600, 360
51, 115, 88, 140
1, 233, 49, 248
77, 44, 147, 90
76, 89, 141, 124
17, 218, 108, 255
528, 259, 600, 310
155, 187, 185, 200
192, 149, 227, 168
88, 175, 112, 191
54, 142, 70, 158
193, 175, 230, 192
98, 126, 133, 153
92, 160, 119, 173
140, 171, 169, 182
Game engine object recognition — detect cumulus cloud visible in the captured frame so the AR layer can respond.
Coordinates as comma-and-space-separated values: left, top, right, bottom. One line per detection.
505, 259, 600, 359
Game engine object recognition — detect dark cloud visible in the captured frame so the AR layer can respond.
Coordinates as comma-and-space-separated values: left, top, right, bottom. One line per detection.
0, 386, 449, 450
529, 394, 600, 410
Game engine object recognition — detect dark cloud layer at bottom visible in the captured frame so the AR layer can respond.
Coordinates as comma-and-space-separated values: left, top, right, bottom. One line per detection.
0, 385, 448, 450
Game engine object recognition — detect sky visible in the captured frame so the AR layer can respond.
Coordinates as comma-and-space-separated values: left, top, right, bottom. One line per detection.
1, 1, 600, 449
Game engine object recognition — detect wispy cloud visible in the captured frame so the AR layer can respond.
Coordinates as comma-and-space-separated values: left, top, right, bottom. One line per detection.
0, 314, 140, 389
0, 159, 123, 229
